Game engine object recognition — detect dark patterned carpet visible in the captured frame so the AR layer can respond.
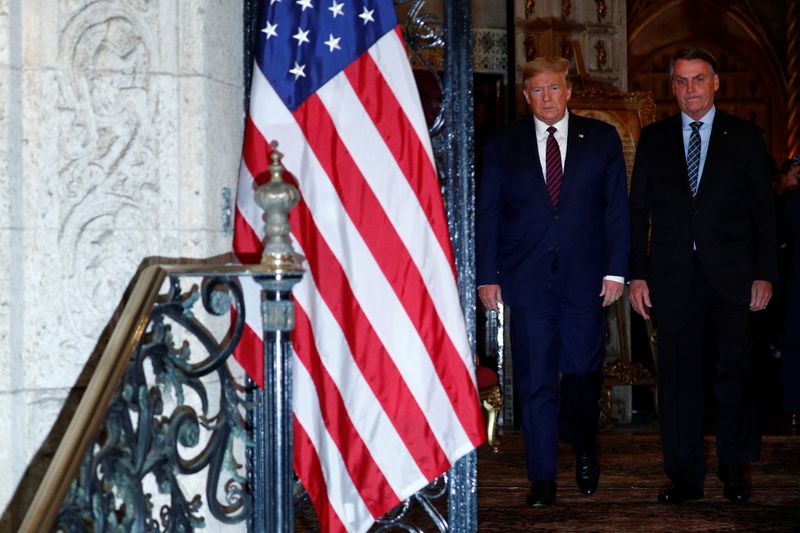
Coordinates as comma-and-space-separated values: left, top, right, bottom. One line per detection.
293, 424, 800, 532
476, 428, 800, 532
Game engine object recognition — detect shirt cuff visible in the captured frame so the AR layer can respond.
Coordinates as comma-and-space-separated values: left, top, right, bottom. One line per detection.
603, 275, 625, 284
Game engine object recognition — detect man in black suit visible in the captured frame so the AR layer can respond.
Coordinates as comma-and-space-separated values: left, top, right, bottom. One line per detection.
777, 157, 800, 423
629, 48, 777, 504
477, 57, 629, 508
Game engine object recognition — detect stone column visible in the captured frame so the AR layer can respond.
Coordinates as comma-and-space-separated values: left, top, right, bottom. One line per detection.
0, 1, 244, 526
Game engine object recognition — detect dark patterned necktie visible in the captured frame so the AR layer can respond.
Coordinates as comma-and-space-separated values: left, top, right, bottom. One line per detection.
546, 126, 562, 208
687, 121, 703, 197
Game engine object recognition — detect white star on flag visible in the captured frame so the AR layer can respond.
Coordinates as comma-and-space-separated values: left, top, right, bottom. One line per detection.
261, 21, 278, 39
358, 6, 375, 24
289, 61, 306, 79
292, 27, 310, 46
270, 0, 281, 4
329, 0, 344, 17
324, 33, 341, 52
296, 0, 313, 10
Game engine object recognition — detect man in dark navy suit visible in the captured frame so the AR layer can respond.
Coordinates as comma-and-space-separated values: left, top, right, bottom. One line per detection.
629, 48, 777, 505
476, 56, 630, 508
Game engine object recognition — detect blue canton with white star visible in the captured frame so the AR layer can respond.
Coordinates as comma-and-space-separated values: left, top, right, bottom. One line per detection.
257, 0, 398, 111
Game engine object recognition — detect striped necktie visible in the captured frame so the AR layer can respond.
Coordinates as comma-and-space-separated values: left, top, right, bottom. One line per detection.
546, 126, 562, 208
687, 121, 703, 197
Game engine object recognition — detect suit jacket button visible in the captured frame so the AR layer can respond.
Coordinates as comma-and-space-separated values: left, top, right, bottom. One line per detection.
548, 246, 555, 252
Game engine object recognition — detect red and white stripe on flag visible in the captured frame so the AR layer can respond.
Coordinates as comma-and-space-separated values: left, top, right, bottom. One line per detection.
233, 3, 485, 531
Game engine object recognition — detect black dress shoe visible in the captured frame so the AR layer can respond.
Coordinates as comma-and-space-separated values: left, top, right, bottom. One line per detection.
657, 483, 704, 504
717, 462, 751, 504
575, 450, 600, 495
526, 480, 556, 508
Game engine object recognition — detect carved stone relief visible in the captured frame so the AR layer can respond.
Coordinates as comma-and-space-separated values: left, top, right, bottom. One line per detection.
1, 1, 245, 523
57, 3, 158, 355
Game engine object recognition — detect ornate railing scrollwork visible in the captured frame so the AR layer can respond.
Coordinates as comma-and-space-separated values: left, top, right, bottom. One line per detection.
393, 0, 447, 136
373, 475, 449, 533
394, 0, 444, 50
55, 273, 255, 532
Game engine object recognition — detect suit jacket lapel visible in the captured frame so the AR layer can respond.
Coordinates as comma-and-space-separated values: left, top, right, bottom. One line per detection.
695, 111, 727, 201
561, 112, 583, 206
516, 116, 554, 211
665, 114, 693, 199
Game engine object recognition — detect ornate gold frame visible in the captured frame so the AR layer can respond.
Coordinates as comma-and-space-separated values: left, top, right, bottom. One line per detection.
571, 87, 657, 188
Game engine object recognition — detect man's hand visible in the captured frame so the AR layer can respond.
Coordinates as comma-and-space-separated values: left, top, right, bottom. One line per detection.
750, 280, 772, 311
478, 284, 503, 311
628, 279, 652, 319
599, 279, 624, 307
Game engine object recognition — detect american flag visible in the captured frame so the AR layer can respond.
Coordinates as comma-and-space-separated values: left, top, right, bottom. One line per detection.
233, 0, 485, 531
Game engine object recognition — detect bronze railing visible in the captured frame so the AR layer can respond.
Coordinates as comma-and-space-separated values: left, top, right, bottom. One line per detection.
20, 261, 296, 532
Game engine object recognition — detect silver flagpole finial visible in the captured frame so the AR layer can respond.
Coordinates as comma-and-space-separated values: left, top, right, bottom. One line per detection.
254, 141, 305, 273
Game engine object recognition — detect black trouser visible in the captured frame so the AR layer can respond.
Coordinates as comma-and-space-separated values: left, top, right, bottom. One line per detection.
782, 274, 800, 413
655, 262, 760, 489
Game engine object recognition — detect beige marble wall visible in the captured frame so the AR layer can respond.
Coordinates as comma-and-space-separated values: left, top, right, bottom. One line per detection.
0, 0, 244, 522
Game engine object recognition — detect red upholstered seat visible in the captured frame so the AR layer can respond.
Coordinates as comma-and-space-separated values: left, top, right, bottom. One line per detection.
475, 362, 501, 451
476, 364, 498, 389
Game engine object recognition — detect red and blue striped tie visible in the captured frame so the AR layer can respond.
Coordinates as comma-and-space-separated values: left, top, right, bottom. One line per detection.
546, 126, 563, 209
